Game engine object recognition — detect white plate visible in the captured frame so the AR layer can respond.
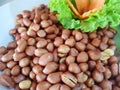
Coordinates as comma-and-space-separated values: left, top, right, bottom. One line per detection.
0, 0, 49, 89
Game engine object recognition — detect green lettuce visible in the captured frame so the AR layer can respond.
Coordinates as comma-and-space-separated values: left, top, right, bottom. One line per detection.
49, 0, 120, 32
48, 0, 81, 30
113, 25, 120, 51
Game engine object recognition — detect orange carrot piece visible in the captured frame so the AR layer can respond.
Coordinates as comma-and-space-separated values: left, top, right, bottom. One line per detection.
89, 0, 105, 10
75, 0, 90, 14
67, 0, 82, 19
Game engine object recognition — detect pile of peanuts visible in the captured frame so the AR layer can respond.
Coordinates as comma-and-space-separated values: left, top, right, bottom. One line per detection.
0, 4, 120, 90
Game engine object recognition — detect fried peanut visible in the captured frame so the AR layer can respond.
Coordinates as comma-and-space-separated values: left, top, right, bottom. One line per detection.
39, 53, 53, 66
43, 62, 58, 74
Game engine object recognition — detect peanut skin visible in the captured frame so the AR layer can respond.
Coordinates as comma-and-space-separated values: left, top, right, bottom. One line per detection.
88, 50, 100, 61
0, 74, 15, 88
39, 53, 54, 66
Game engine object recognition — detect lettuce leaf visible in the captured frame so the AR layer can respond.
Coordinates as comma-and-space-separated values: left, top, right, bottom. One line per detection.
49, 0, 120, 32
49, 0, 81, 30
113, 25, 120, 51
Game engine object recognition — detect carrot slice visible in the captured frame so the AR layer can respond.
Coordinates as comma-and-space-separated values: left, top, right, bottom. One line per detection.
75, 0, 90, 14
67, 0, 82, 19
67, 0, 105, 20
89, 0, 105, 10
67, 0, 89, 20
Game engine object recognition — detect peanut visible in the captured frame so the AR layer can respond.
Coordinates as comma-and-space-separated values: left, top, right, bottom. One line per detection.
28, 38, 36, 45
0, 46, 7, 54
65, 38, 75, 47
19, 80, 31, 89
19, 57, 30, 67
75, 42, 86, 51
37, 30, 46, 37
92, 70, 104, 83
69, 63, 80, 74
16, 38, 27, 52
58, 45, 70, 54
11, 65, 20, 76
39, 53, 53, 66
36, 38, 47, 48
77, 52, 88, 63
43, 62, 58, 74
34, 48, 48, 57
1, 50, 14, 62
32, 64, 43, 74
88, 50, 100, 61
13, 74, 25, 83
25, 46, 36, 56
36, 72, 46, 82
61, 72, 77, 88
36, 81, 51, 90
69, 48, 79, 56
0, 73, 14, 88
22, 67, 31, 76
0, 61, 6, 70
47, 72, 62, 84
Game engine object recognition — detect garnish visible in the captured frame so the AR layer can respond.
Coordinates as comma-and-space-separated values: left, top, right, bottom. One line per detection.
49, 0, 120, 32
68, 0, 105, 19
